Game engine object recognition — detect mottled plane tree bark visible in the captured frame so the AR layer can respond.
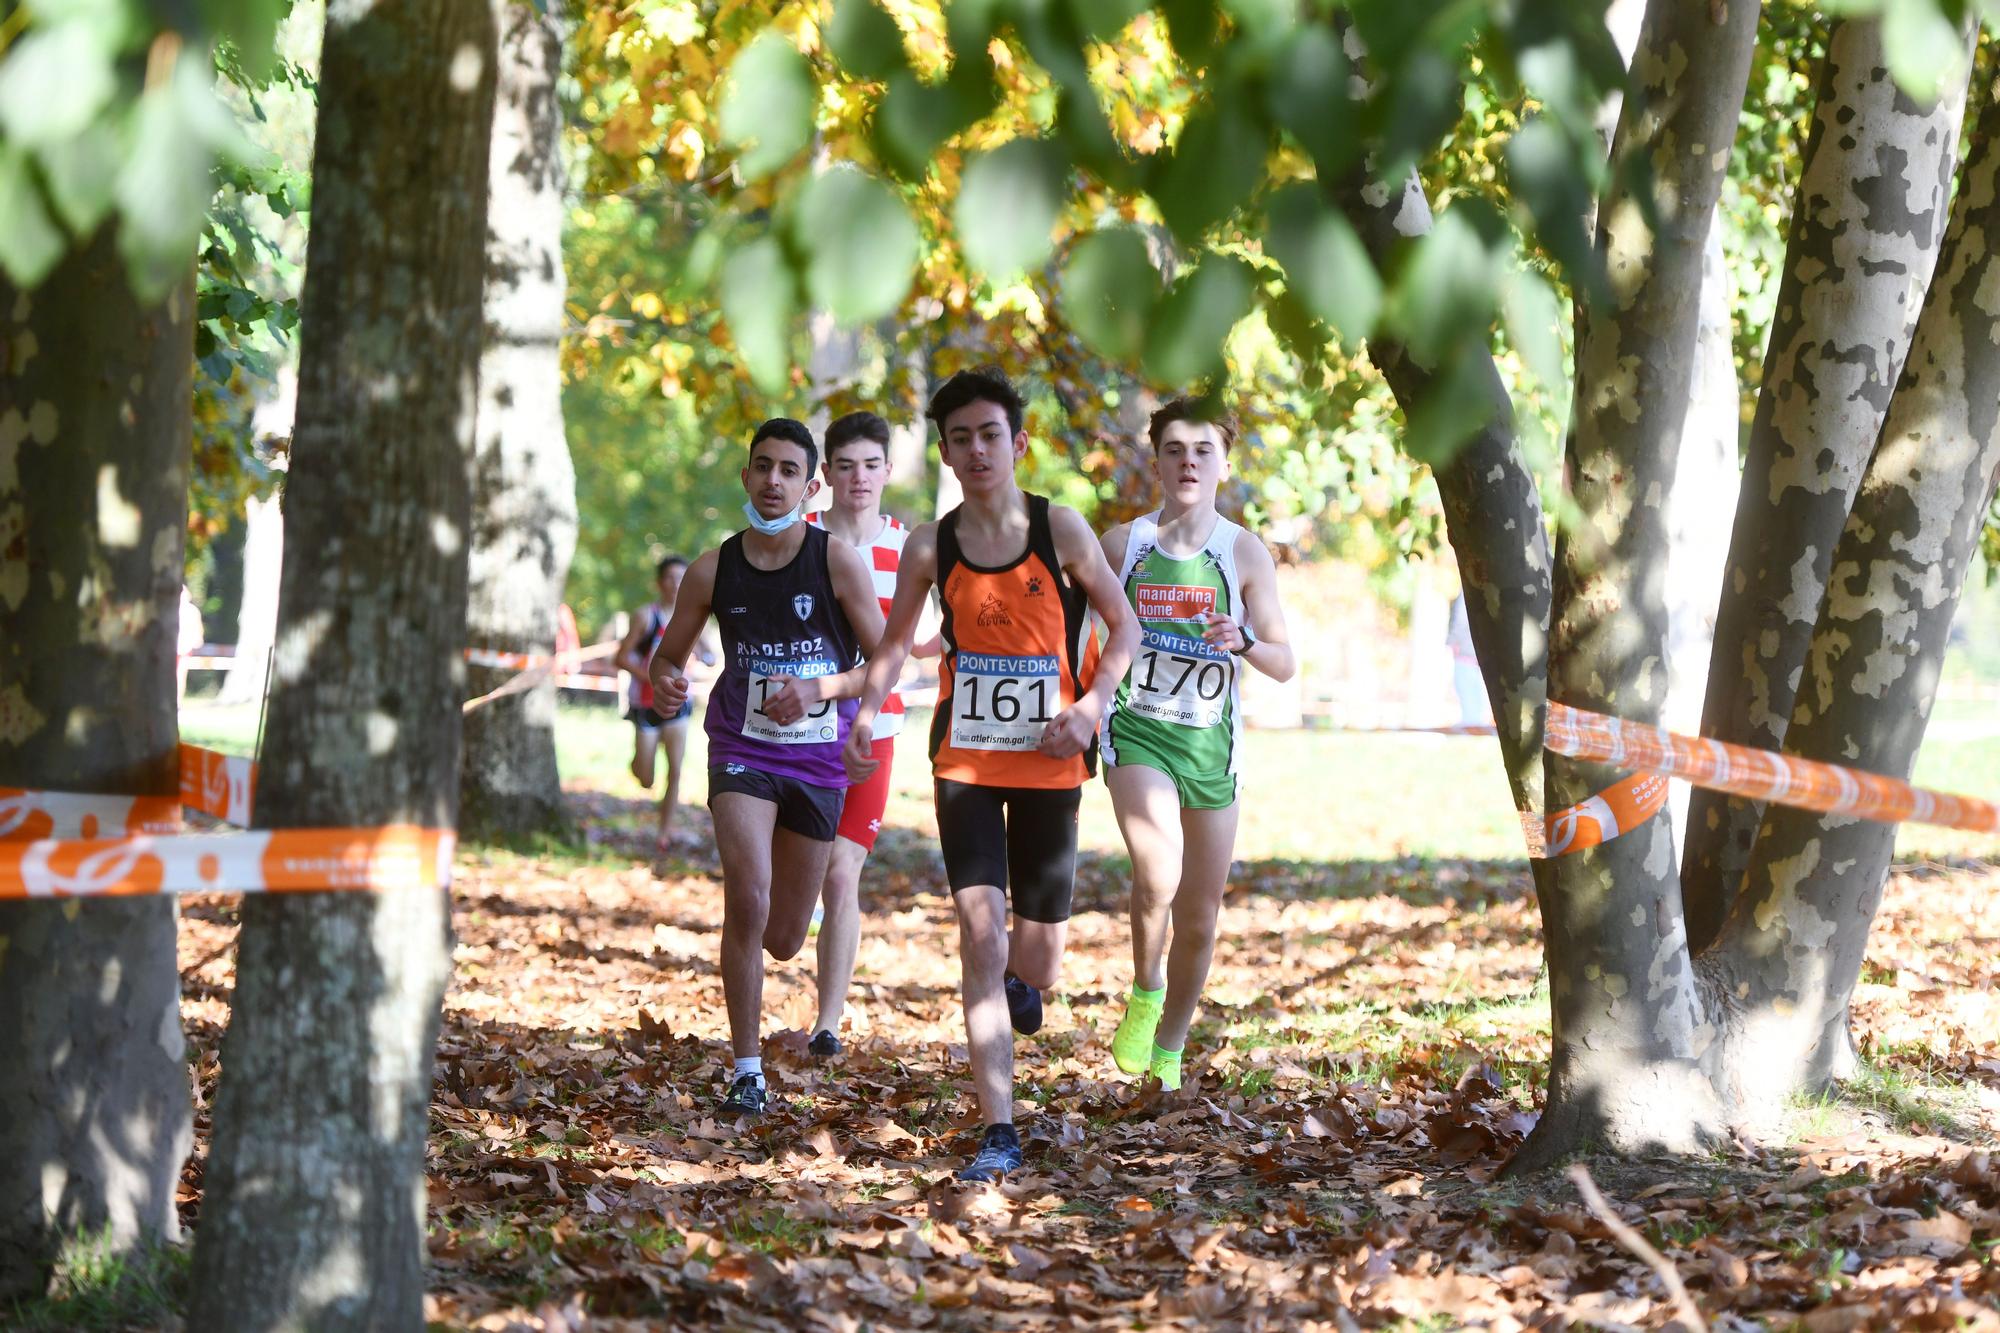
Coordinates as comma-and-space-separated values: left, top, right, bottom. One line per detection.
460, 0, 579, 839
1514, 0, 1762, 1168
1698, 73, 2000, 1131
1343, 170, 1555, 903
1684, 20, 1971, 948
0, 231, 194, 1299
186, 2, 496, 1328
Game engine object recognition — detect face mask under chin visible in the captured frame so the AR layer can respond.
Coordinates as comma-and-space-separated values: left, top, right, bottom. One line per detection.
742, 498, 802, 535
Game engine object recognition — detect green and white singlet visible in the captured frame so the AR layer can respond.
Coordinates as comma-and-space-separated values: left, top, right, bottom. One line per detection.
1100, 510, 1245, 809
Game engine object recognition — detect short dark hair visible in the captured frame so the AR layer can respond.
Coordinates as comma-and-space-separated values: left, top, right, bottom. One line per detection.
1148, 396, 1238, 453
749, 417, 817, 475
824, 411, 892, 463
927, 366, 1024, 439
655, 553, 688, 579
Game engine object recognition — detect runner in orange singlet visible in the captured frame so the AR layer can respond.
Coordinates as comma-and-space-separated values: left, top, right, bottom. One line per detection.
844, 368, 1138, 1182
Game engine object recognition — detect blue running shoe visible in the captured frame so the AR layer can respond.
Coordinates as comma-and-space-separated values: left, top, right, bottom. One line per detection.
956, 1123, 1023, 1183
1004, 973, 1043, 1035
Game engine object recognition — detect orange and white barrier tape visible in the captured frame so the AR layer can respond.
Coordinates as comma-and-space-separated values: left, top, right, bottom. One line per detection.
0, 825, 453, 898
0, 788, 182, 841
179, 744, 257, 825
463, 641, 619, 673
1530, 701, 1999, 857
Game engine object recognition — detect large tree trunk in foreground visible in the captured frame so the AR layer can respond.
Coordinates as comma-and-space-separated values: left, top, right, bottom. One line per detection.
1662, 228, 1740, 861
1515, 0, 1760, 1169
187, 4, 495, 1328
460, 0, 579, 840
0, 232, 194, 1298
1683, 20, 1970, 949
1698, 78, 2000, 1131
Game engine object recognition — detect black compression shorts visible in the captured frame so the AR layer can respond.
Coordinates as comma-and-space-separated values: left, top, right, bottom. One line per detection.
933, 779, 1081, 924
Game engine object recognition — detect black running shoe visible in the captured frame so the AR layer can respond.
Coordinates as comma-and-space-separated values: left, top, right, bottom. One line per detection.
956, 1123, 1024, 1183
808, 1029, 842, 1059
1004, 974, 1043, 1035
720, 1074, 766, 1117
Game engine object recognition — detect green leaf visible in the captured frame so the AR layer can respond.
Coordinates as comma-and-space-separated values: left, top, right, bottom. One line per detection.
1508, 116, 1601, 300
37, 117, 123, 236
872, 66, 992, 181
719, 33, 814, 180
0, 20, 117, 148
955, 138, 1065, 282
1263, 184, 1380, 349
1386, 205, 1499, 369
720, 236, 798, 394
196, 0, 286, 80
1159, 0, 1219, 65
1882, 0, 1965, 104
1501, 268, 1564, 390
115, 52, 257, 300
1263, 24, 1355, 176
1152, 100, 1265, 242
0, 146, 68, 289
1143, 255, 1255, 387
796, 166, 919, 323
1402, 347, 1499, 465
1060, 228, 1161, 364
826, 0, 905, 81
1065, 0, 1147, 42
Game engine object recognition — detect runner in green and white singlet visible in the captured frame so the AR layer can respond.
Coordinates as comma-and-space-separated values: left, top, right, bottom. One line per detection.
1098, 398, 1296, 1091
1103, 513, 1245, 807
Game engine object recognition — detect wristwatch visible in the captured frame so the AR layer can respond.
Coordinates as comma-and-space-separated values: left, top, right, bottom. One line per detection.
1231, 625, 1255, 656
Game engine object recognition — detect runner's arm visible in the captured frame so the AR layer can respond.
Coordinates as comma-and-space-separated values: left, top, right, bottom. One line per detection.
783, 537, 888, 708
644, 551, 717, 711
842, 524, 938, 780
613, 608, 653, 677
1054, 506, 1137, 715
1201, 530, 1296, 682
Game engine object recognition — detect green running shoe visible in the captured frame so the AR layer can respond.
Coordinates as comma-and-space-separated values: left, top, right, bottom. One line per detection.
1149, 1045, 1183, 1091
1111, 987, 1164, 1074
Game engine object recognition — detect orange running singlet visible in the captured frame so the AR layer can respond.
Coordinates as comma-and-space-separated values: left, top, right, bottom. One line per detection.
930, 494, 1100, 789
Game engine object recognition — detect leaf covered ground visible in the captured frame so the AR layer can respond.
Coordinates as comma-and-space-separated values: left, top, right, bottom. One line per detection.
159, 780, 2000, 1333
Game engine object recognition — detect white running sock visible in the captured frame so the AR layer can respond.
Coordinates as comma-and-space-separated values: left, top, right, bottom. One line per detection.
733, 1056, 764, 1086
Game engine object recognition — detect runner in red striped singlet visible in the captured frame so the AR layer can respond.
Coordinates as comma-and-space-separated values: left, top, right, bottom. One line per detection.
802, 411, 940, 1059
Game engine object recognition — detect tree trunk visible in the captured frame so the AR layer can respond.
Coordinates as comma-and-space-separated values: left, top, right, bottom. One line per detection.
459, 0, 579, 840
1683, 20, 1970, 949
1514, 0, 1761, 1169
0, 230, 195, 1299
186, 4, 495, 1329
1662, 226, 1741, 867
1698, 77, 2000, 1130
1340, 168, 1557, 898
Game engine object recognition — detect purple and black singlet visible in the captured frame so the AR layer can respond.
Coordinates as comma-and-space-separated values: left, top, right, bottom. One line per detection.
705, 524, 861, 790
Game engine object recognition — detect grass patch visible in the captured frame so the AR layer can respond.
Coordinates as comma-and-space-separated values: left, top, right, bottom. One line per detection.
3, 1231, 189, 1333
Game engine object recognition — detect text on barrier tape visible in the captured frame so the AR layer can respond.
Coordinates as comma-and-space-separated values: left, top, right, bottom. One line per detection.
1528, 701, 1999, 857
0, 825, 454, 898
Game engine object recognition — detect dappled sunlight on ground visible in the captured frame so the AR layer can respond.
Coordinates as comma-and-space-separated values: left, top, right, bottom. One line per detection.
169, 783, 2000, 1330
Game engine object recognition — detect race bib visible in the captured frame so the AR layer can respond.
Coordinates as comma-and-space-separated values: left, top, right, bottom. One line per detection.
1128, 627, 1231, 727
742, 667, 838, 746
950, 652, 1059, 751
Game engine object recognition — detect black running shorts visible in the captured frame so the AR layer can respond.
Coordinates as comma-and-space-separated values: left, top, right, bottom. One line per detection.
933, 779, 1082, 924
708, 763, 844, 842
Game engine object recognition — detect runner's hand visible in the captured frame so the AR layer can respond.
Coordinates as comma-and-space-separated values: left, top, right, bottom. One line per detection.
651, 665, 690, 716
1038, 701, 1098, 759
762, 675, 816, 726
1200, 611, 1245, 652
843, 720, 879, 782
